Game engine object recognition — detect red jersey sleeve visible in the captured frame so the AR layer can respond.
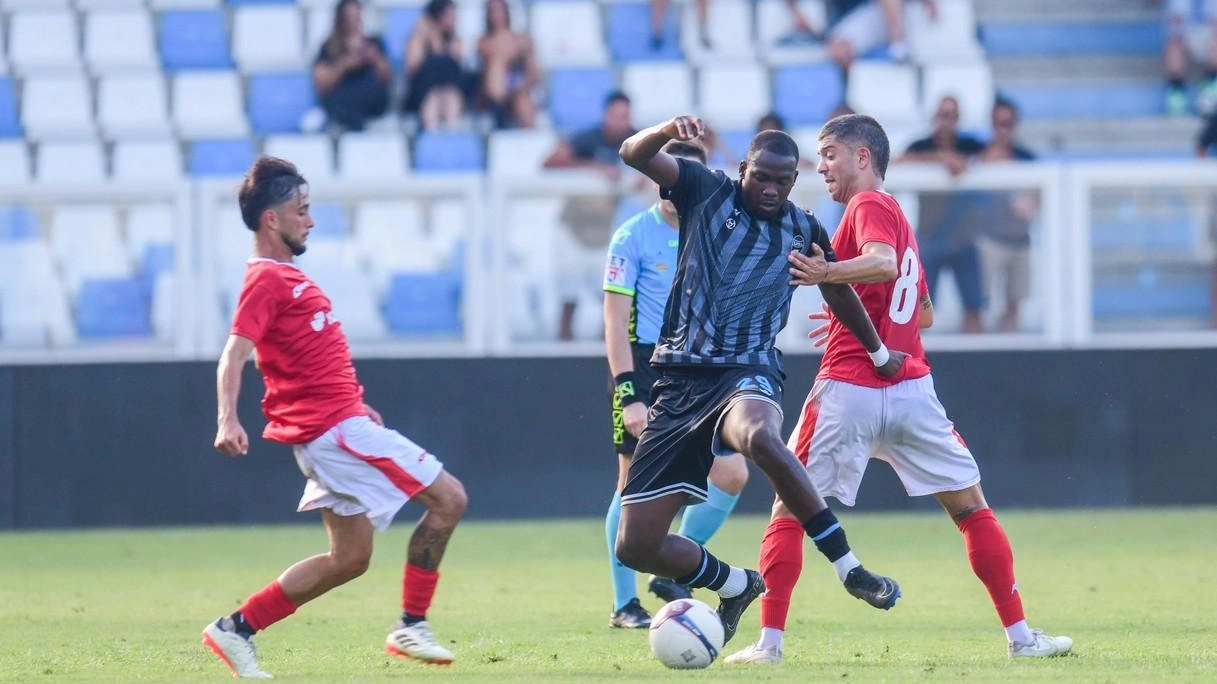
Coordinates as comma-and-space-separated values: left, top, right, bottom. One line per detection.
231, 270, 284, 343
852, 197, 901, 250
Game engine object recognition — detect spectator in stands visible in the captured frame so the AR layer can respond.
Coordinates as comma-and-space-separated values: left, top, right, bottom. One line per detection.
977, 97, 1037, 333
1198, 110, 1217, 327
543, 91, 636, 179
782, 0, 937, 68
1161, 0, 1217, 116
405, 0, 466, 131
757, 111, 787, 133
477, 0, 540, 129
312, 0, 391, 132
1200, 110, 1217, 155
898, 95, 985, 333
651, 0, 710, 49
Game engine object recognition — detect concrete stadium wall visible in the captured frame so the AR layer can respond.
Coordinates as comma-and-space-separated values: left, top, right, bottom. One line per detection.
0, 350, 1214, 529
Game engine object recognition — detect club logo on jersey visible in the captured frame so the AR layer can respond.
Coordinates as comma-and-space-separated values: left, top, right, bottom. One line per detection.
791, 234, 805, 252
292, 281, 312, 299
723, 209, 741, 230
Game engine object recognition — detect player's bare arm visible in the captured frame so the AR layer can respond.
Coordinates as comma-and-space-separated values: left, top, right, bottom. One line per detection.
821, 241, 899, 284
604, 292, 647, 437
818, 283, 908, 378
619, 115, 703, 189
919, 291, 935, 328
364, 404, 384, 426
214, 334, 255, 457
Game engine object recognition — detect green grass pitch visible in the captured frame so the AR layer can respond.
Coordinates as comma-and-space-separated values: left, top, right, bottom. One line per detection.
1, 508, 1214, 682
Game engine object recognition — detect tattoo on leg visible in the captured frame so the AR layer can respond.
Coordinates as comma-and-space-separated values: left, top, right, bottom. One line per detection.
407, 518, 455, 571
952, 506, 983, 524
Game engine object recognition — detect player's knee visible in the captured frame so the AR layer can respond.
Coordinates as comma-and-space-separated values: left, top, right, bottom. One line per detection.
333, 548, 372, 583
614, 531, 654, 572
739, 427, 784, 468
425, 474, 468, 525
711, 455, 749, 494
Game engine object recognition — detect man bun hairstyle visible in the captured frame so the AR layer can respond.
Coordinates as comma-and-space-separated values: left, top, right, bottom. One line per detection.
819, 113, 890, 180
238, 156, 307, 231
662, 139, 708, 164
748, 129, 800, 163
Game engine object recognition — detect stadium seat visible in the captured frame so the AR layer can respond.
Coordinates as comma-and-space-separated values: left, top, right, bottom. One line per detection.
773, 63, 844, 126
414, 132, 485, 173
980, 20, 1163, 57
150, 0, 223, 7
9, 10, 80, 74
77, 0, 146, 8
173, 71, 249, 138
159, 10, 233, 70
846, 61, 920, 126
307, 203, 349, 239
21, 77, 96, 141
85, 9, 158, 74
248, 73, 316, 135
126, 204, 176, 264
113, 140, 184, 180
151, 273, 176, 340
429, 199, 466, 265
189, 139, 257, 176
264, 134, 335, 180
0, 79, 22, 138
139, 243, 176, 295
622, 63, 693, 125
226, 0, 295, 5
698, 65, 771, 129
381, 5, 425, 69
682, 0, 756, 66
1001, 83, 1167, 119
384, 272, 461, 336
0, 242, 75, 347
907, 0, 983, 64
921, 62, 994, 131
531, 1, 609, 67
98, 75, 173, 139
233, 5, 306, 72
338, 133, 410, 179
354, 200, 442, 292
307, 267, 388, 340
547, 67, 616, 133
76, 277, 153, 338
757, 0, 828, 65
50, 204, 131, 294
37, 141, 107, 183
487, 128, 558, 178
0, 206, 39, 242
607, 1, 682, 62
0, 141, 31, 184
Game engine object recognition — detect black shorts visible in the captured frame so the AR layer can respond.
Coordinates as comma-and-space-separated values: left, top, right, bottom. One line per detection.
610, 344, 659, 456
620, 366, 784, 505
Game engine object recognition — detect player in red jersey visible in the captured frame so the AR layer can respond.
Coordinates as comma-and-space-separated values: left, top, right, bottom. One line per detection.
725, 114, 1072, 664
201, 157, 468, 678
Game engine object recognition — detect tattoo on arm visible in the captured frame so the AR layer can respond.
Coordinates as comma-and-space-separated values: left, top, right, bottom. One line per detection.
406, 518, 456, 571
920, 293, 932, 311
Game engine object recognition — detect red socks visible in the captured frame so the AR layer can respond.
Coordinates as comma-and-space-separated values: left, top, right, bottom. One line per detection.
957, 508, 1025, 627
758, 517, 805, 631
238, 580, 298, 632
403, 564, 440, 617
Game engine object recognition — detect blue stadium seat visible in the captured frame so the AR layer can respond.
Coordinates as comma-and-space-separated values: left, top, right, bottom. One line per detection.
719, 129, 753, 161
139, 243, 175, 294
980, 21, 1162, 57
1092, 280, 1211, 319
76, 277, 153, 339
774, 63, 844, 126
0, 206, 38, 242
384, 273, 461, 336
382, 6, 424, 69
607, 1, 682, 62
248, 73, 315, 135
159, 10, 233, 70
0, 78, 21, 138
414, 132, 485, 172
1002, 83, 1166, 119
309, 203, 349, 239
189, 139, 256, 177
226, 0, 294, 4
548, 67, 616, 132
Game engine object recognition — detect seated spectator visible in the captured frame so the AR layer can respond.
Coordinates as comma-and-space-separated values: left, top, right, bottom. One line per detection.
405, 0, 465, 131
477, 0, 540, 129
783, 0, 937, 69
311, 0, 391, 132
757, 111, 787, 133
651, 0, 709, 49
543, 91, 636, 180
976, 97, 1037, 333
1200, 109, 1217, 156
899, 95, 985, 333
1162, 0, 1217, 115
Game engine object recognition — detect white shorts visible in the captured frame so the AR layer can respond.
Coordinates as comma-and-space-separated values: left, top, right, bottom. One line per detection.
787, 375, 980, 507
830, 1, 916, 56
292, 415, 444, 531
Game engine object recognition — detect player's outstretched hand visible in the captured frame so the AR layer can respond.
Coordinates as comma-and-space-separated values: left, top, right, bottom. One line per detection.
663, 115, 704, 142
807, 302, 832, 348
215, 419, 249, 457
789, 243, 829, 286
876, 350, 909, 379
623, 402, 648, 438
365, 404, 384, 426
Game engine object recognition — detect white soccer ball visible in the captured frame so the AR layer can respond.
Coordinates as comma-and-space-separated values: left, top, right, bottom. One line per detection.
648, 598, 725, 669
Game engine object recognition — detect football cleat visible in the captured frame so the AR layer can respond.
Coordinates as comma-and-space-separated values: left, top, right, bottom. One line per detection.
386, 620, 455, 665
648, 575, 693, 603
201, 617, 273, 679
724, 641, 783, 664
1010, 629, 1073, 658
608, 598, 652, 629
843, 565, 901, 610
716, 570, 765, 645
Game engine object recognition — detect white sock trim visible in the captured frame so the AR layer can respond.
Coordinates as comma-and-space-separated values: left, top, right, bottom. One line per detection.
759, 626, 784, 651
716, 566, 748, 598
1005, 619, 1034, 645
832, 551, 861, 583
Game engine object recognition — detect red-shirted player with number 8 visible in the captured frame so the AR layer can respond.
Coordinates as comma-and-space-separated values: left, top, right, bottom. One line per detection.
201, 156, 468, 678
725, 114, 1073, 664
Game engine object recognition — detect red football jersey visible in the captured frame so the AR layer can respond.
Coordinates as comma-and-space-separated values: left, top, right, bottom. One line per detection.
230, 259, 367, 444
817, 191, 932, 388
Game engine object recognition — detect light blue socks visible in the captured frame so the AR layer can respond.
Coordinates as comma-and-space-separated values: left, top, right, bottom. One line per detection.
606, 492, 637, 611
678, 483, 741, 545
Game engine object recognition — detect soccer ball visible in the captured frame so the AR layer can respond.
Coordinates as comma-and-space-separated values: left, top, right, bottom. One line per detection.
648, 598, 724, 669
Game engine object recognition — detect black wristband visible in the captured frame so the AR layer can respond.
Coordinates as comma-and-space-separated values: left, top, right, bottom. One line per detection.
614, 372, 645, 406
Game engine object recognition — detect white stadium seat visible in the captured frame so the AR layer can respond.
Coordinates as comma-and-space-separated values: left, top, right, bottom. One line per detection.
9, 10, 80, 74
38, 141, 107, 183
306, 267, 388, 341
0, 140, 31, 184
847, 61, 920, 126
0, 241, 76, 347
233, 5, 307, 72
908, 0, 984, 64
429, 199, 466, 262
757, 0, 828, 65
264, 135, 335, 181
623, 63, 693, 126
354, 200, 440, 291
682, 0, 756, 66
76, 0, 147, 9
50, 204, 132, 294
698, 64, 771, 129
85, 10, 159, 74
126, 204, 176, 264
22, 76, 96, 140
531, 1, 608, 67
98, 74, 173, 140
148, 0, 220, 7
172, 71, 250, 139
487, 128, 557, 178
151, 273, 177, 341
339, 133, 410, 179
922, 62, 995, 132
113, 140, 184, 181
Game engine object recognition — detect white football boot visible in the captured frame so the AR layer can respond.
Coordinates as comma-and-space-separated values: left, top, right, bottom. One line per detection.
724, 641, 783, 664
385, 620, 455, 664
1009, 629, 1073, 658
202, 618, 273, 678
